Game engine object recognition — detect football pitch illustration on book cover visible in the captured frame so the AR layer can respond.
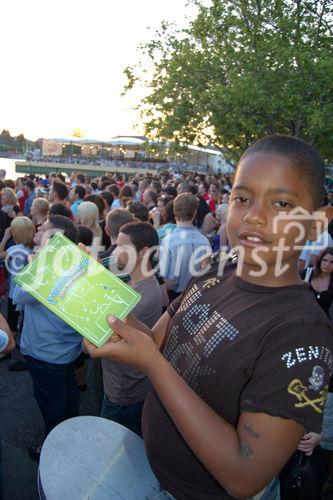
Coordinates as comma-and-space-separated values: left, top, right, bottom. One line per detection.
15, 232, 141, 347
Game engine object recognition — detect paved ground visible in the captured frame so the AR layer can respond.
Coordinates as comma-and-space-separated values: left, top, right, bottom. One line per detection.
0, 346, 100, 500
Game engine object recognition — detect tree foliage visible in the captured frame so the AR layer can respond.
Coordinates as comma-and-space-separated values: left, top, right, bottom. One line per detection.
124, 0, 333, 164
0, 130, 27, 151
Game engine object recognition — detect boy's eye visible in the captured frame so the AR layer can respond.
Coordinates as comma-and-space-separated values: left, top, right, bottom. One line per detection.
233, 195, 248, 204
273, 200, 292, 209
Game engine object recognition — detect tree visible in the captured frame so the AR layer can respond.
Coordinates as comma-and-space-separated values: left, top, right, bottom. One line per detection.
0, 130, 14, 147
124, 0, 333, 164
16, 133, 26, 150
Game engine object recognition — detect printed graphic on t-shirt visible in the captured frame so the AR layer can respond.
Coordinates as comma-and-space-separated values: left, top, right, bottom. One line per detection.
165, 283, 240, 393
288, 377, 328, 414
282, 345, 332, 414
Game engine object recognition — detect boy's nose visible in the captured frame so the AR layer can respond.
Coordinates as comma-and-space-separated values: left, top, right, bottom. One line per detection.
242, 204, 267, 226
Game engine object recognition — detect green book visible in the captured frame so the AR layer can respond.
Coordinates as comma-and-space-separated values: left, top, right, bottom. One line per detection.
15, 232, 141, 347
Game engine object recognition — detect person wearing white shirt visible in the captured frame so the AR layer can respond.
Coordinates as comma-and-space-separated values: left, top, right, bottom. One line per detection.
298, 230, 333, 271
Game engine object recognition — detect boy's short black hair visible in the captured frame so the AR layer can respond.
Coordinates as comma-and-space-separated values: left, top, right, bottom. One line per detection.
49, 204, 72, 218
120, 221, 158, 266
53, 181, 69, 201
240, 135, 325, 208
48, 215, 78, 243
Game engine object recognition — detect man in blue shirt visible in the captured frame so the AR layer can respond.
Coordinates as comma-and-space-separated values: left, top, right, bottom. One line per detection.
13, 216, 82, 460
159, 193, 211, 299
70, 185, 86, 218
23, 180, 36, 216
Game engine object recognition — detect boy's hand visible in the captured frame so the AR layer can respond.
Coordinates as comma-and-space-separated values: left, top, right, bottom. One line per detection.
83, 315, 163, 374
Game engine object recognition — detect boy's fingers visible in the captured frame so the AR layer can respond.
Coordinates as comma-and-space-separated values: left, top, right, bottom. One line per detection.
83, 338, 98, 357
83, 338, 119, 358
107, 315, 137, 341
110, 332, 122, 342
84, 317, 142, 359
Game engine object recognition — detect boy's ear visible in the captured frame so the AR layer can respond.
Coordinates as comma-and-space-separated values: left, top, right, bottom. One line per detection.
308, 206, 333, 241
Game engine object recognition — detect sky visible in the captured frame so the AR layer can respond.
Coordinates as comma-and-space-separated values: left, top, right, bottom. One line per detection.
1, 0, 198, 141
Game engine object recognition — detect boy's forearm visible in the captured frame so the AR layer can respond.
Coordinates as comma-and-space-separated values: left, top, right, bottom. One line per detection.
146, 357, 248, 494
145, 356, 299, 498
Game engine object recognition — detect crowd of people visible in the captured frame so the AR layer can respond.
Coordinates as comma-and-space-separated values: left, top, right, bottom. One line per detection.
1, 135, 333, 499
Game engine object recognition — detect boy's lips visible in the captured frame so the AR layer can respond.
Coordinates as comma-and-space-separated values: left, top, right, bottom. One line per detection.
238, 231, 271, 247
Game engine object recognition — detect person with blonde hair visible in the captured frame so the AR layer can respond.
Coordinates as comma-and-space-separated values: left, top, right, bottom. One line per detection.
77, 201, 102, 241
0, 217, 35, 333
30, 197, 50, 228
1, 187, 21, 220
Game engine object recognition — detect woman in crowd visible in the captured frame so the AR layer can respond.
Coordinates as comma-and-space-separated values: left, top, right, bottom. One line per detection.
150, 195, 174, 232
301, 247, 333, 317
100, 191, 114, 213
15, 177, 28, 212
119, 185, 133, 207
0, 217, 35, 333
194, 193, 217, 237
157, 200, 176, 242
84, 194, 110, 249
77, 201, 102, 243
157, 196, 174, 222
30, 198, 50, 229
1, 188, 21, 220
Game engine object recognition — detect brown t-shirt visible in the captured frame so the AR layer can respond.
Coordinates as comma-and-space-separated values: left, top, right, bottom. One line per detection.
102, 275, 162, 405
142, 263, 333, 500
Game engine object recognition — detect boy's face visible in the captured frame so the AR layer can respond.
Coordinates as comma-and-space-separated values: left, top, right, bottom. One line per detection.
227, 152, 316, 279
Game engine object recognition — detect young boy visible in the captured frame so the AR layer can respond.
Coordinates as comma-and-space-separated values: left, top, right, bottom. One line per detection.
101, 222, 162, 436
85, 136, 333, 499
